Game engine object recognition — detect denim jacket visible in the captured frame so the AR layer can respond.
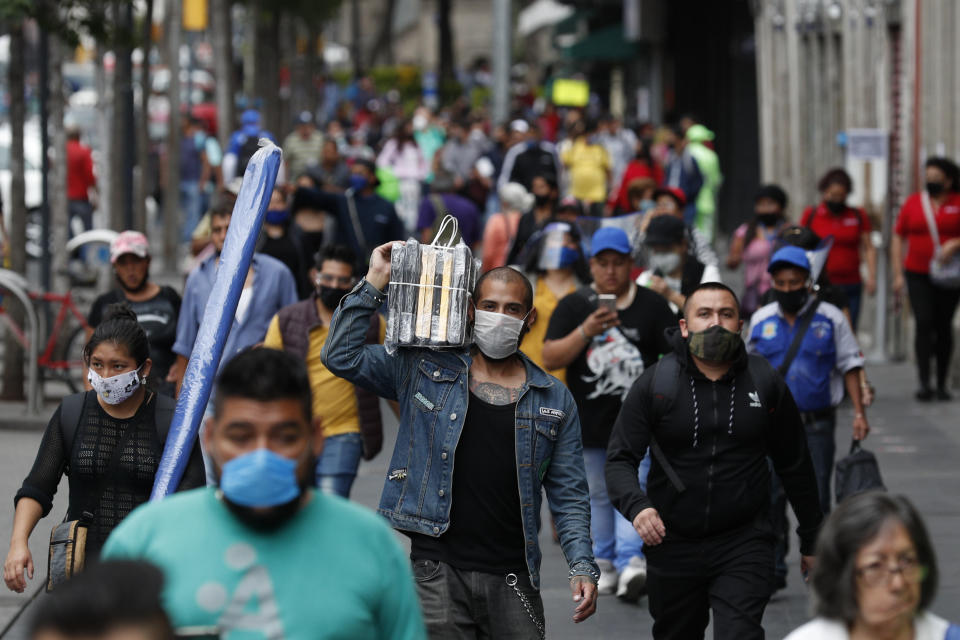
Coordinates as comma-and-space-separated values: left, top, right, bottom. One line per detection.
321, 280, 598, 589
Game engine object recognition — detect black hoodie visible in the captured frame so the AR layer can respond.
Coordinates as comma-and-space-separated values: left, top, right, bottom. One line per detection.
605, 327, 823, 554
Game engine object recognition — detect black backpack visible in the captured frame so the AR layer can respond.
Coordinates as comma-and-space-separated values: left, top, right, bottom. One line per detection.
646, 352, 779, 492
59, 392, 176, 473
236, 134, 262, 177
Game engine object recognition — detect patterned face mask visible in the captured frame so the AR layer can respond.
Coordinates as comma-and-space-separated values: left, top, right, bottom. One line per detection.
87, 365, 144, 405
687, 325, 742, 363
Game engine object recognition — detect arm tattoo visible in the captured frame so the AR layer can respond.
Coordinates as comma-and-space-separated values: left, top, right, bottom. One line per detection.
469, 378, 521, 405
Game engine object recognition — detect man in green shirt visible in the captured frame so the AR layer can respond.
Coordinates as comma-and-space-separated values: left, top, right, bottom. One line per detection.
103, 348, 425, 640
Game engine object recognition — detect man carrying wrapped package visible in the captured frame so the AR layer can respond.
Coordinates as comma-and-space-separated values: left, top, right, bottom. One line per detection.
322, 242, 599, 639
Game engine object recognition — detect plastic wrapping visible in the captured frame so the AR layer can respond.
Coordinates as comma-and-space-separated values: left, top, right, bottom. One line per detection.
385, 216, 478, 354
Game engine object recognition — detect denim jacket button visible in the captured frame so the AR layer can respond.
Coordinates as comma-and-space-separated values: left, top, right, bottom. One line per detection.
433, 370, 440, 377
450, 412, 457, 420
438, 489, 445, 497
441, 452, 448, 460
433, 526, 440, 534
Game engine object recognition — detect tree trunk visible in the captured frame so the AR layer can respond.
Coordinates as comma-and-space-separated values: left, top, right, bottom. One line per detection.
95, 43, 112, 231
253, 5, 282, 137
438, 0, 456, 97
2, 21, 26, 400
369, 0, 396, 67
134, 0, 154, 233
163, 0, 182, 267
212, 0, 235, 150
351, 0, 362, 77
109, 0, 127, 230
48, 36, 69, 294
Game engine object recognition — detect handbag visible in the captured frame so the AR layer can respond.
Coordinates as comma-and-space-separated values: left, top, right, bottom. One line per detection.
919, 191, 960, 288
47, 394, 140, 591
834, 439, 886, 504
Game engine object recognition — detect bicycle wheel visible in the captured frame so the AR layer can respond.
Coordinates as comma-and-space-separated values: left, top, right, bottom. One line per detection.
54, 325, 88, 394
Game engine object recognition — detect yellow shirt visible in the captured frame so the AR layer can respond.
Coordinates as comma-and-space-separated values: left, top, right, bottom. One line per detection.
520, 275, 576, 385
561, 139, 610, 204
263, 313, 386, 437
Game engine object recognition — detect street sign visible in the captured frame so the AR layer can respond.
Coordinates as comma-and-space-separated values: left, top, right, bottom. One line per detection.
846, 128, 889, 161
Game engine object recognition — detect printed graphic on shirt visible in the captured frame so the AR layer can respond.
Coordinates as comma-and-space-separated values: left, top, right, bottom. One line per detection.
762, 322, 777, 340
748, 391, 762, 408
582, 328, 644, 401
194, 542, 285, 639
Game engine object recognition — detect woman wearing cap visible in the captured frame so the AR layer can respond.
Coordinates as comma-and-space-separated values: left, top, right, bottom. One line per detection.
800, 168, 876, 329
608, 136, 664, 215
727, 184, 790, 317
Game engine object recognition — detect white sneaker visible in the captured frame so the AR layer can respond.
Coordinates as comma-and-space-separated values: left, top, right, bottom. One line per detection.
596, 558, 618, 595
616, 556, 647, 602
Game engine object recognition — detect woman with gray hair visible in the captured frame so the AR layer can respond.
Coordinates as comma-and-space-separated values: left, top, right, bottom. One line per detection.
481, 182, 534, 272
786, 492, 957, 639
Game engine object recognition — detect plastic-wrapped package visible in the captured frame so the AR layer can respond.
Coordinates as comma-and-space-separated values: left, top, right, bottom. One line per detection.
385, 216, 478, 353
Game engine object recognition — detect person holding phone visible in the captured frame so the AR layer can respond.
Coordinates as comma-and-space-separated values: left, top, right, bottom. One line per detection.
543, 227, 678, 602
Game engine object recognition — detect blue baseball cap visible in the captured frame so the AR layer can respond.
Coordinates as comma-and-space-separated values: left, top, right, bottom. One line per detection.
241, 109, 260, 125
768, 245, 810, 273
590, 227, 632, 257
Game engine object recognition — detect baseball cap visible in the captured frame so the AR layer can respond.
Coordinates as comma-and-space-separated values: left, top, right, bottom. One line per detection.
590, 227, 632, 257
557, 196, 583, 216
768, 246, 810, 274
241, 109, 260, 125
110, 231, 150, 263
510, 119, 531, 134
653, 186, 687, 208
644, 215, 686, 246
296, 110, 313, 125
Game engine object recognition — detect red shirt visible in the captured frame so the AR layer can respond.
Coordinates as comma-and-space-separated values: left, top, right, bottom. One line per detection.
66, 139, 96, 201
800, 203, 871, 284
894, 191, 960, 274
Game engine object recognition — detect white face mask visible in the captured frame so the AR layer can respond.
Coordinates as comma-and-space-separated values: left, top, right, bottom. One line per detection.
473, 309, 528, 360
87, 365, 144, 405
648, 251, 682, 275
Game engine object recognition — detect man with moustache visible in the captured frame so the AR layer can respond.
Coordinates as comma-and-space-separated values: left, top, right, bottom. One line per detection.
102, 348, 426, 639
87, 231, 181, 392
322, 253, 599, 639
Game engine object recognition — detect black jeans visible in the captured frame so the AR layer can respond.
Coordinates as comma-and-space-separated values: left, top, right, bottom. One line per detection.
644, 520, 775, 640
411, 559, 544, 639
905, 271, 960, 390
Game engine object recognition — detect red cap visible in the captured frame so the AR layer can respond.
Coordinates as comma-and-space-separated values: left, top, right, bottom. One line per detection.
653, 186, 687, 208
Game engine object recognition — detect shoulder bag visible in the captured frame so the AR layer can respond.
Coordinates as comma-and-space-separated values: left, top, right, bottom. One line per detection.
919, 191, 960, 288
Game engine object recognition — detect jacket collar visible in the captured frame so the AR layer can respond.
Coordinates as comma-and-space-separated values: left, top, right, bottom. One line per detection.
452, 348, 555, 389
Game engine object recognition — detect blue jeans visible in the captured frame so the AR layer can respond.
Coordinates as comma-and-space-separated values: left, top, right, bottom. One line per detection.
316, 432, 363, 498
583, 447, 649, 572
179, 180, 203, 243
840, 283, 863, 330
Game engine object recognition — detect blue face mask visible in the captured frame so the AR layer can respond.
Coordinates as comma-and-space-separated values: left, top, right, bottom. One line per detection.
558, 246, 580, 268
349, 174, 369, 192
219, 449, 301, 508
265, 208, 290, 225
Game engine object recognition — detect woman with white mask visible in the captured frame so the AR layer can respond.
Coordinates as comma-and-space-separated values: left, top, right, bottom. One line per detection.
637, 214, 720, 316
4, 304, 204, 593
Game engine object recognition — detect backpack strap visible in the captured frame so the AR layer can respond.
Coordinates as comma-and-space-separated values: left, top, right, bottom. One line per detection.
154, 394, 176, 444
776, 301, 819, 377
648, 354, 686, 493
59, 392, 88, 472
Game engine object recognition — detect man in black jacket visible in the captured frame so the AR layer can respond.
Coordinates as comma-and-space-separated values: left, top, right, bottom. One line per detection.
605, 282, 822, 639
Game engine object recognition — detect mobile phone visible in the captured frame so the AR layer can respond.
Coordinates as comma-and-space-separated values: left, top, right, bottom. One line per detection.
598, 294, 617, 313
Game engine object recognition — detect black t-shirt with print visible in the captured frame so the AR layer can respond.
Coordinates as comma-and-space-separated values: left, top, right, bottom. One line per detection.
545, 284, 677, 448
88, 286, 181, 381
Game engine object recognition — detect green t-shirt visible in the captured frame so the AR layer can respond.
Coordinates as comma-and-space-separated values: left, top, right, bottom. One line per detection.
103, 488, 426, 640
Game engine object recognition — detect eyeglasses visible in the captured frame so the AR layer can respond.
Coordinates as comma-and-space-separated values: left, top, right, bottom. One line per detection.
855, 556, 925, 587
316, 273, 355, 288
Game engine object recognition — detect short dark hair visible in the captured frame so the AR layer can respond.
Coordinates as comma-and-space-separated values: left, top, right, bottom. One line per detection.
314, 244, 357, 274
925, 156, 960, 192
682, 282, 741, 320
817, 167, 853, 194
211, 199, 233, 221
214, 348, 313, 423
811, 492, 938, 623
754, 184, 788, 209
84, 303, 149, 367
29, 560, 173, 640
474, 267, 534, 312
